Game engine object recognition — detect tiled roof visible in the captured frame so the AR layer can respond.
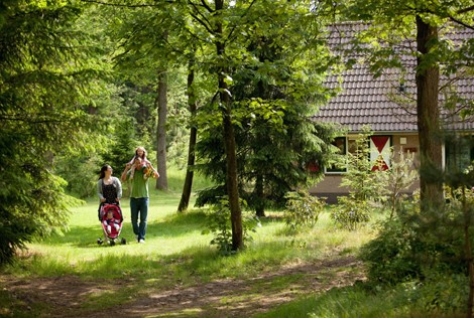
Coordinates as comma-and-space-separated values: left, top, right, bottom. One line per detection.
313, 22, 474, 133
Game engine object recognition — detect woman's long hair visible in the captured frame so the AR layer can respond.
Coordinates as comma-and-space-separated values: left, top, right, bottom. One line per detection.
99, 164, 110, 180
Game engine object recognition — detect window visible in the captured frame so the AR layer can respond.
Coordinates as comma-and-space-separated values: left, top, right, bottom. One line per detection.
445, 135, 474, 173
325, 135, 392, 173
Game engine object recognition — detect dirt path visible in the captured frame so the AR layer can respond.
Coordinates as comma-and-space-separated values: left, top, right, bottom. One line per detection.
3, 256, 364, 318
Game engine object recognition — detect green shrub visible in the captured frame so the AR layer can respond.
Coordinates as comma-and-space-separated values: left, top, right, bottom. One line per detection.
330, 126, 384, 230
358, 216, 421, 285
359, 198, 468, 286
54, 154, 101, 198
331, 196, 371, 231
284, 190, 324, 232
373, 151, 418, 219
202, 198, 260, 254
401, 273, 468, 317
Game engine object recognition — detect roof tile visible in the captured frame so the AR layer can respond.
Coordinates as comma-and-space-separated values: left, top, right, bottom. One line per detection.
313, 23, 474, 133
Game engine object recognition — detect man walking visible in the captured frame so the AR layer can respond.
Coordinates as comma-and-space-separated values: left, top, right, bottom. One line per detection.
121, 157, 159, 243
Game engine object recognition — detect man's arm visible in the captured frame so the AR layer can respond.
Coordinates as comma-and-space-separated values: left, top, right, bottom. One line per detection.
121, 164, 130, 182
145, 163, 160, 179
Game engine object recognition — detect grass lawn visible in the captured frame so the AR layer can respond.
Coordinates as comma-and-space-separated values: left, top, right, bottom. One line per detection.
1, 169, 467, 317
0, 171, 388, 317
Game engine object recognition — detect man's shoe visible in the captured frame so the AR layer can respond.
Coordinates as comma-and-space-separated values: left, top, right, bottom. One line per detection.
138, 239, 145, 244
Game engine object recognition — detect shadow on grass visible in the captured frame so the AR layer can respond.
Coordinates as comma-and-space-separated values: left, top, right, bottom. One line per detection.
10, 211, 336, 319
41, 225, 131, 248
69, 236, 319, 281
36, 208, 317, 275
43, 210, 210, 248
258, 214, 286, 224
156, 210, 208, 238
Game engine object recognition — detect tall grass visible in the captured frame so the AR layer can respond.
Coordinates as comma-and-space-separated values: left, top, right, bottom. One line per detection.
257, 275, 467, 318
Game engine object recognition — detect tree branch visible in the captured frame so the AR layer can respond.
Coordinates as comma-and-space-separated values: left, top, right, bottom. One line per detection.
199, 0, 213, 13
79, 0, 174, 7
189, 11, 214, 35
411, 4, 474, 31
448, 16, 474, 31
226, 0, 258, 44
188, 0, 214, 34
458, 5, 474, 14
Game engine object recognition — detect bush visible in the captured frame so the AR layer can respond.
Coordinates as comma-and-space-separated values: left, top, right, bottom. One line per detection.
54, 154, 102, 198
330, 126, 384, 230
359, 198, 468, 286
358, 216, 421, 285
202, 198, 260, 254
331, 196, 370, 231
284, 190, 324, 232
400, 273, 468, 317
0, 172, 82, 266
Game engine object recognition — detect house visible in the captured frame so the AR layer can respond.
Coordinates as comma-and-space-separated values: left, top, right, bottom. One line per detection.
309, 23, 474, 203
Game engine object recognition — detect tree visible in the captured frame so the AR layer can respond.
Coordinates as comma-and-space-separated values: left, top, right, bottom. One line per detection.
415, 17, 443, 209
53, 4, 137, 199
195, 104, 338, 217
188, 0, 339, 248
0, 1, 106, 264
104, 3, 187, 191
329, 0, 474, 314
93, 0, 339, 250
194, 1, 338, 218
155, 69, 169, 190
178, 56, 199, 212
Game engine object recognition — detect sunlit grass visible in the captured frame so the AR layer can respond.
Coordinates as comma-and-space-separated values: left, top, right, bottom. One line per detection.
12, 189, 213, 278
257, 276, 467, 318
6, 189, 372, 284
1, 166, 467, 318
1, 169, 385, 317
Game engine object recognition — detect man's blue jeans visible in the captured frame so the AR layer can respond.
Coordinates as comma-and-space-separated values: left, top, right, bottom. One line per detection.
130, 197, 149, 241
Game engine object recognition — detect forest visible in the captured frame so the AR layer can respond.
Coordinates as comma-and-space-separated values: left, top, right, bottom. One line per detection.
1, 0, 474, 317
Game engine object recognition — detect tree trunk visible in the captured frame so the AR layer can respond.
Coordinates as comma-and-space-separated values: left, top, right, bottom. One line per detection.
255, 174, 265, 217
215, 0, 243, 251
415, 17, 443, 207
178, 57, 197, 212
155, 69, 168, 190
462, 187, 474, 318
221, 104, 244, 250
255, 109, 266, 218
